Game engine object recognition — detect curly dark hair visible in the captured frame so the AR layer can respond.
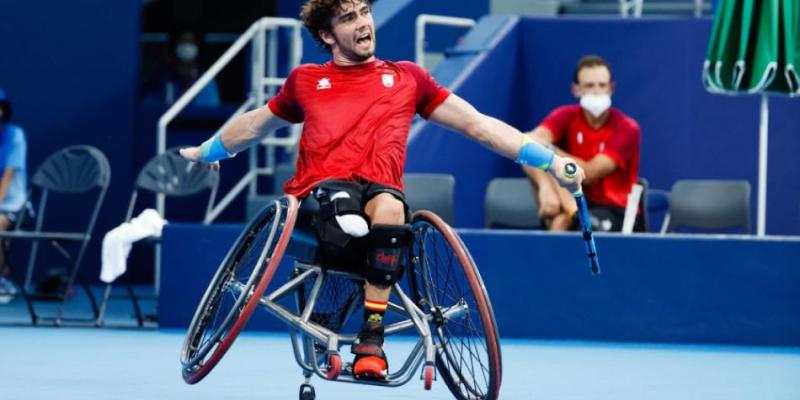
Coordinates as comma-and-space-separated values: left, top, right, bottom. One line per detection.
300, 0, 371, 53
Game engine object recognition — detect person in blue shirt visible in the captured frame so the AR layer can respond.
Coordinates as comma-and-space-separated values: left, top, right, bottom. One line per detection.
0, 89, 27, 302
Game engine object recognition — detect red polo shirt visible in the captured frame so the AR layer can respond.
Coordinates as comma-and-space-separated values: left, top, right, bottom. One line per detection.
541, 105, 640, 208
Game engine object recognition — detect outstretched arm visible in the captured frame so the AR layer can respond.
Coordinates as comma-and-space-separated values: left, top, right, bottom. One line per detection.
179, 106, 292, 164
427, 94, 584, 186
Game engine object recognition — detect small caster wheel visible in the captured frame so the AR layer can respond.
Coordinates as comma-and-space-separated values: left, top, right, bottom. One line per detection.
423, 364, 434, 390
299, 383, 315, 400
326, 353, 342, 380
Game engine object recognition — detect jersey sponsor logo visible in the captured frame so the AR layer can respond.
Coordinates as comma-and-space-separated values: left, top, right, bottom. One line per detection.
317, 78, 331, 90
381, 74, 394, 88
577, 131, 584, 145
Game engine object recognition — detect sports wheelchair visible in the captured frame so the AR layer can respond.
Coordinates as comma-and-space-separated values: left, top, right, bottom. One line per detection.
180, 195, 502, 400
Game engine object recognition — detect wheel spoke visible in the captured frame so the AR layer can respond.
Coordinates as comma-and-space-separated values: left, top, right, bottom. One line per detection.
181, 198, 297, 383
411, 216, 499, 400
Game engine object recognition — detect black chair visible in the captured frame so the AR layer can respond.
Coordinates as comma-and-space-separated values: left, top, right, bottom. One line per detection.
661, 179, 751, 234
402, 173, 456, 226
96, 148, 218, 327
484, 177, 541, 229
0, 145, 110, 325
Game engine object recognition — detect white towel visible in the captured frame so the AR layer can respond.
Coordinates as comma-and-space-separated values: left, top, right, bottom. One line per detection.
100, 209, 167, 283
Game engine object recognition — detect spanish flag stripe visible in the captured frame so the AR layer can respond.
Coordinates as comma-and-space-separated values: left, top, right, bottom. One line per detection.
364, 299, 388, 311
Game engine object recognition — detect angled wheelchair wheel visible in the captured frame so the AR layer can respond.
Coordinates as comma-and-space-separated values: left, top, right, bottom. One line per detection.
180, 195, 298, 384
409, 211, 502, 400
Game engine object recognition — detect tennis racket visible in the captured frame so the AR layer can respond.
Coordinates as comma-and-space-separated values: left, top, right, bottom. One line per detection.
564, 162, 601, 275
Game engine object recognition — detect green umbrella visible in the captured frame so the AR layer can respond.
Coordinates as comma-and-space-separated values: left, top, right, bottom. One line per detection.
703, 0, 799, 235
704, 0, 799, 94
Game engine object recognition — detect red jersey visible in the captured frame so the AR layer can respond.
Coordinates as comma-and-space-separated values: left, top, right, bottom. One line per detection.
541, 105, 640, 208
267, 59, 450, 197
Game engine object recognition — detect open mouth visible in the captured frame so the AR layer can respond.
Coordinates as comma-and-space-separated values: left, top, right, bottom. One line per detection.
356, 32, 372, 45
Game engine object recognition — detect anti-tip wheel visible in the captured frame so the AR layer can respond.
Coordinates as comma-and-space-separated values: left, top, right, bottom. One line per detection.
424, 364, 435, 390
326, 353, 342, 380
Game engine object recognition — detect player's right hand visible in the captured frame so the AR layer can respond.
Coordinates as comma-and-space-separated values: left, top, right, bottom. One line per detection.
179, 146, 220, 171
550, 155, 584, 191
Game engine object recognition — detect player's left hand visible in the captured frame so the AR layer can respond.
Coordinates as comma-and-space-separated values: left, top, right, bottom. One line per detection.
179, 146, 220, 171
550, 155, 584, 190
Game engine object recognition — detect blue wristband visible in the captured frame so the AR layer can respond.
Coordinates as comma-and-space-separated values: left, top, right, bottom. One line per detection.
515, 135, 554, 171
199, 134, 232, 163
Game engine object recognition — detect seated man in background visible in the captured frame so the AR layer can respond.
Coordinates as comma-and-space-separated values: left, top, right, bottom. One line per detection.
0, 89, 28, 303
523, 55, 640, 232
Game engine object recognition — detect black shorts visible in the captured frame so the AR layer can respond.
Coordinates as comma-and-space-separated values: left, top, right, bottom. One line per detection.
297, 179, 409, 223
328, 179, 408, 213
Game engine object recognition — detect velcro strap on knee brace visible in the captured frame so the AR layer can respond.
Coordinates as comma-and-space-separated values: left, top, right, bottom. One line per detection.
313, 181, 366, 248
318, 196, 362, 221
365, 224, 412, 286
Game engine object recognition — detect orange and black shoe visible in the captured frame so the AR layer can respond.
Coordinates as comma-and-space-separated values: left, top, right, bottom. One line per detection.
351, 319, 388, 380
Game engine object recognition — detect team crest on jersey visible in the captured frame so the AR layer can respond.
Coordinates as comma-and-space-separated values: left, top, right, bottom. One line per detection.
317, 78, 331, 90
381, 74, 394, 88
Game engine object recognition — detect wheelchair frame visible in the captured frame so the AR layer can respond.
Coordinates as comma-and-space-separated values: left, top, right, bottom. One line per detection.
181, 195, 501, 400
261, 262, 456, 387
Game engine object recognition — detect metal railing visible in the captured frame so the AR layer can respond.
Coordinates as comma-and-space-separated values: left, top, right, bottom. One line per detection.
156, 17, 304, 222
619, 0, 644, 17
415, 14, 476, 71
620, 0, 706, 17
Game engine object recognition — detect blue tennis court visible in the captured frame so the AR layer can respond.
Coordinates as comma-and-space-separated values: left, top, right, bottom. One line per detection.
3, 327, 799, 400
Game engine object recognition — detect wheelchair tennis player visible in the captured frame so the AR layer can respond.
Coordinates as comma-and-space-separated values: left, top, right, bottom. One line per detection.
180, 0, 584, 381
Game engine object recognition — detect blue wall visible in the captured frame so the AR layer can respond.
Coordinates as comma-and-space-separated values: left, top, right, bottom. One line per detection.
406, 16, 524, 228
0, 1, 141, 278
160, 223, 800, 346
407, 17, 800, 235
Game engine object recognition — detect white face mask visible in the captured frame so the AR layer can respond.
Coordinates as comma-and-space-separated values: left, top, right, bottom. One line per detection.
580, 93, 612, 118
176, 43, 198, 62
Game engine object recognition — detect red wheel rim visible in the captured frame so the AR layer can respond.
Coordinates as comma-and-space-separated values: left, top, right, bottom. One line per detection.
413, 210, 502, 399
184, 196, 299, 384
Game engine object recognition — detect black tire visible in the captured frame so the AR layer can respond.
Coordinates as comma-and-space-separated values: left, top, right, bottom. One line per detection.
408, 211, 502, 400
180, 195, 299, 384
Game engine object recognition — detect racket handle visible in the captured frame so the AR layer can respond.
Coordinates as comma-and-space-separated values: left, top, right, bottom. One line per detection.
563, 162, 582, 195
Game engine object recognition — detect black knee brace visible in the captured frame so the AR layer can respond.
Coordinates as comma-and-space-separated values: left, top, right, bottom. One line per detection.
364, 224, 412, 286
313, 180, 367, 248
